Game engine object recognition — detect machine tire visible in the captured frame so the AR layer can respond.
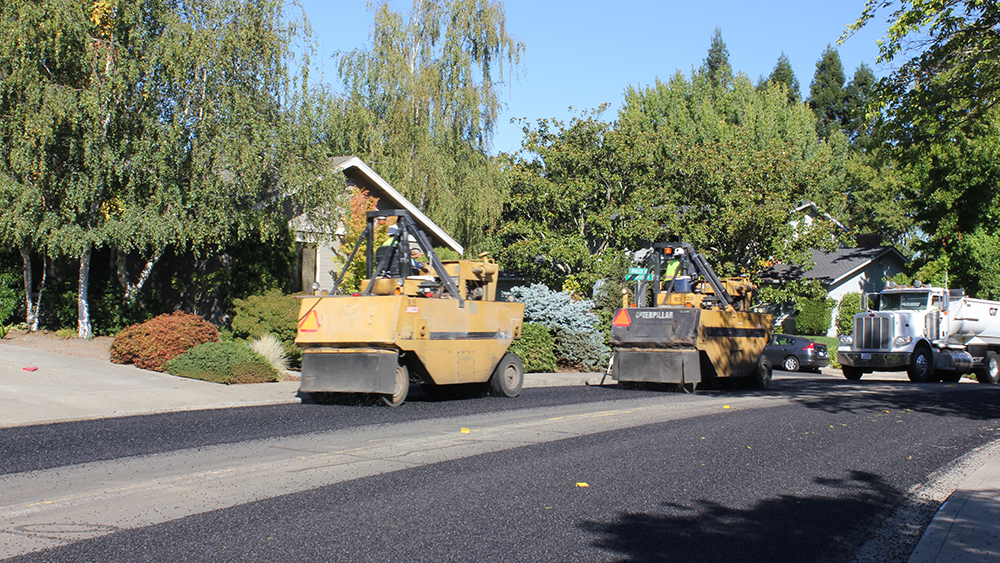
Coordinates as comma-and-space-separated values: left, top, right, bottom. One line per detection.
489, 353, 524, 397
976, 351, 1000, 384
381, 363, 410, 407
907, 345, 935, 383
782, 356, 800, 372
842, 366, 864, 380
752, 355, 772, 389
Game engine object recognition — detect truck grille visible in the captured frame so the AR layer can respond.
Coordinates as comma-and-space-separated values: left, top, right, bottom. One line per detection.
855, 316, 891, 350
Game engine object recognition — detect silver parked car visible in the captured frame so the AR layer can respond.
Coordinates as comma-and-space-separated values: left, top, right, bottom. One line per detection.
765, 334, 829, 372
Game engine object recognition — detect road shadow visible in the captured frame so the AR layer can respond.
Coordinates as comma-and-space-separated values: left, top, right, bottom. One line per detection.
766, 377, 1000, 421
579, 470, 925, 563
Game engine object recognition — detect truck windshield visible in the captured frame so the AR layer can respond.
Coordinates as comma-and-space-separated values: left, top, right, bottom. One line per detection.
878, 292, 929, 311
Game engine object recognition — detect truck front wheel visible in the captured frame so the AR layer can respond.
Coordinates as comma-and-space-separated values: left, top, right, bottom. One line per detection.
976, 351, 1000, 384
907, 345, 935, 383
843, 366, 864, 380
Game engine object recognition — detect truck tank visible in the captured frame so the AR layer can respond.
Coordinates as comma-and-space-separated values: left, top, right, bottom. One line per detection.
949, 297, 1000, 345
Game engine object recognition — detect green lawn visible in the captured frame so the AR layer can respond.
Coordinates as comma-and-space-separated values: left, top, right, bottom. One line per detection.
790, 334, 841, 369
808, 335, 839, 350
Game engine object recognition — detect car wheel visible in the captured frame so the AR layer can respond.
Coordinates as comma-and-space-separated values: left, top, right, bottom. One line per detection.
782, 356, 800, 372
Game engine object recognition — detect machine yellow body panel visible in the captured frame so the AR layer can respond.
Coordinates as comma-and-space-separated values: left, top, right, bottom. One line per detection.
695, 310, 772, 378
296, 294, 523, 386
611, 243, 773, 389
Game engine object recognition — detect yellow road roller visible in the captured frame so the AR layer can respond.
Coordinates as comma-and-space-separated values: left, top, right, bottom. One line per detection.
611, 243, 773, 390
295, 210, 525, 406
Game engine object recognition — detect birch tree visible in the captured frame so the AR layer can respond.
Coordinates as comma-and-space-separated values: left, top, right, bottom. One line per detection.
0, 0, 92, 334
0, 0, 328, 336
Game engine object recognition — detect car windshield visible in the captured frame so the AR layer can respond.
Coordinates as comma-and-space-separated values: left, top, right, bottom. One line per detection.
878, 292, 929, 311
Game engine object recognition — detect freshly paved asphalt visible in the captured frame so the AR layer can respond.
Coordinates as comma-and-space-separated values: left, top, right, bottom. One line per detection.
2, 342, 999, 561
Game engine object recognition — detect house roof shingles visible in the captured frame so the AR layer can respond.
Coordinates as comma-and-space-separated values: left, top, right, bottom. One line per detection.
764, 246, 905, 285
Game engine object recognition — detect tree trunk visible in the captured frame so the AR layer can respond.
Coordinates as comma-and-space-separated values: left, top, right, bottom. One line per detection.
78, 247, 92, 340
20, 247, 46, 332
116, 247, 161, 306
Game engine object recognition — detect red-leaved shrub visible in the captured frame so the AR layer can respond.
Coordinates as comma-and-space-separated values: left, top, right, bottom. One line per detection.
110, 311, 219, 371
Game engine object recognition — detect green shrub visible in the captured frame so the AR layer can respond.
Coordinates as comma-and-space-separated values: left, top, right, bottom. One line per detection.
795, 298, 836, 336
110, 311, 219, 371
554, 328, 610, 372
55, 328, 77, 339
164, 341, 280, 384
505, 283, 606, 371
508, 322, 557, 373
505, 283, 599, 333
592, 278, 629, 346
836, 293, 861, 336
231, 290, 301, 369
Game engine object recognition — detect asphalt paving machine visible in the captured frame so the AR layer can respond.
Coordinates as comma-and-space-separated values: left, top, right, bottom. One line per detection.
610, 243, 773, 390
295, 210, 525, 406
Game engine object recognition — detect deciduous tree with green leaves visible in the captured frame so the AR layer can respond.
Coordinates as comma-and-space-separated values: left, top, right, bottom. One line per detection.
618, 70, 850, 276
846, 0, 1000, 140
490, 107, 648, 291
899, 107, 1000, 299
0, 0, 331, 337
331, 0, 523, 251
494, 66, 854, 297
845, 0, 1000, 296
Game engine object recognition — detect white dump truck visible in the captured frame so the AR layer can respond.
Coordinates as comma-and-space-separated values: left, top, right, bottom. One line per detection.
837, 282, 1000, 383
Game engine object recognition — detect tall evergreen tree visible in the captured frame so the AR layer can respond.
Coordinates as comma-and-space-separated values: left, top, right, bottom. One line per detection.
702, 28, 732, 90
809, 45, 847, 140
766, 53, 801, 104
843, 63, 877, 148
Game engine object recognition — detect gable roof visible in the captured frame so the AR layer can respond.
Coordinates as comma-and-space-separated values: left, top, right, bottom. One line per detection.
763, 246, 906, 286
332, 156, 463, 255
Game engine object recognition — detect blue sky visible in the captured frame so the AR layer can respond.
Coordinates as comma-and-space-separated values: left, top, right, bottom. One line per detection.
296, 1, 892, 155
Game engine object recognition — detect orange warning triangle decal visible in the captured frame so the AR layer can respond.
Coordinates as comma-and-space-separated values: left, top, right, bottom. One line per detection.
298, 310, 320, 332
612, 308, 631, 327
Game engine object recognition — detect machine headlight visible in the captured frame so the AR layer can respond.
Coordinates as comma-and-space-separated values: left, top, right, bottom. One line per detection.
839, 335, 853, 345
893, 336, 912, 347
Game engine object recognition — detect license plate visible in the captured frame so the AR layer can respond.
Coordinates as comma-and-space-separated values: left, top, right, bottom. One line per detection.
861, 353, 871, 360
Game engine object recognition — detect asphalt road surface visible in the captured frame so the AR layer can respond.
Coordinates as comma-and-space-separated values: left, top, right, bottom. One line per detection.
3, 371, 1000, 562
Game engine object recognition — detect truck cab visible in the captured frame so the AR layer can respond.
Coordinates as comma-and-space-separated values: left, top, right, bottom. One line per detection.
837, 284, 972, 382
